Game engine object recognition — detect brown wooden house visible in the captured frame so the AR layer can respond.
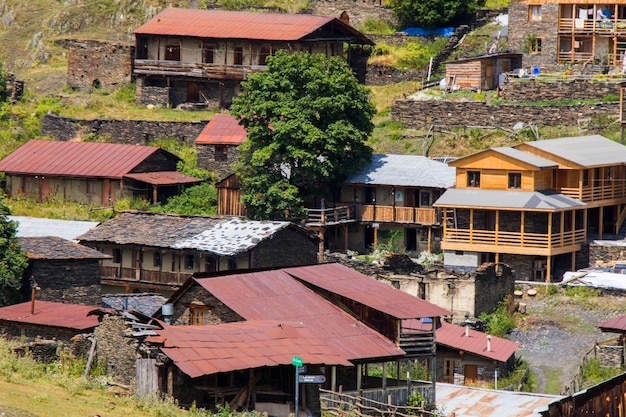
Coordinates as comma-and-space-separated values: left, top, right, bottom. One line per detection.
133, 8, 373, 109
0, 140, 202, 206
436, 135, 626, 282
443, 52, 523, 91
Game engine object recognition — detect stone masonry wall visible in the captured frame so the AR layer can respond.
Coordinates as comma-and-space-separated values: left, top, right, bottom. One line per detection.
94, 315, 140, 386
42, 113, 206, 145
250, 228, 319, 268
508, 1, 559, 68
172, 284, 244, 326
596, 344, 624, 368
311, 0, 396, 26
501, 80, 622, 102
589, 241, 626, 266
196, 144, 240, 177
67, 40, 134, 92
392, 99, 618, 129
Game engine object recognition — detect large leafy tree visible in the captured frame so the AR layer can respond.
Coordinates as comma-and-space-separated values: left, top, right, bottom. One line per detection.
389, 0, 485, 29
0, 202, 27, 306
231, 51, 375, 220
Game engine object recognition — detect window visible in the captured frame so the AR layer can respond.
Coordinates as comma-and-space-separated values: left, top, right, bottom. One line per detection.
467, 171, 481, 187
215, 145, 228, 162
606, 167, 613, 184
508, 172, 522, 189
185, 254, 195, 270
258, 46, 270, 65
529, 5, 542, 21
164, 44, 180, 61
203, 44, 215, 64
420, 191, 431, 207
583, 169, 589, 187
112, 248, 122, 264
233, 47, 243, 65
87, 181, 97, 195
526, 36, 542, 54
153, 252, 161, 268
190, 306, 209, 325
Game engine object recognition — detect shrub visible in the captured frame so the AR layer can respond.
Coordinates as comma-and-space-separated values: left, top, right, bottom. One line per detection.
479, 296, 517, 337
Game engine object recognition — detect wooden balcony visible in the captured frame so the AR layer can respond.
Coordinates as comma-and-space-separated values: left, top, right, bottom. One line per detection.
134, 59, 267, 80
442, 228, 586, 256
303, 204, 438, 226
101, 265, 191, 287
557, 51, 594, 64
559, 17, 626, 33
560, 184, 626, 203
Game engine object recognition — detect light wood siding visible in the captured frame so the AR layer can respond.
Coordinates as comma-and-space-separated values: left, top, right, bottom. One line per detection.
445, 61, 482, 90
533, 169, 554, 190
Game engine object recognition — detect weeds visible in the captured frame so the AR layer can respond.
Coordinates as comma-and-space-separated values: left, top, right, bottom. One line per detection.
479, 296, 517, 337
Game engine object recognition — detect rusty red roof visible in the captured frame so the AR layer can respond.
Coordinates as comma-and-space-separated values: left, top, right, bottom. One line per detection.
598, 314, 626, 333
152, 320, 353, 378
192, 268, 405, 364
0, 140, 175, 179
403, 319, 518, 363
124, 171, 203, 185
195, 114, 247, 146
0, 301, 100, 331
285, 263, 452, 319
135, 8, 373, 45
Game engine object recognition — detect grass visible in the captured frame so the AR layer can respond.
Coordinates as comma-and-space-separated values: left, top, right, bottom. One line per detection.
544, 368, 564, 395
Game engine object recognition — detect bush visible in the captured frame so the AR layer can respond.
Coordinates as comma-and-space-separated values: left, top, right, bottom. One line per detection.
479, 296, 517, 337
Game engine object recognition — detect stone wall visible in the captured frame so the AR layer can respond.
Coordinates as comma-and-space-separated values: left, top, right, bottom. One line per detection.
589, 240, 626, 266
501, 80, 622, 102
508, 1, 559, 68
94, 314, 140, 386
196, 144, 239, 177
474, 263, 515, 316
42, 113, 206, 145
250, 228, 319, 268
171, 284, 244, 326
392, 99, 618, 129
67, 40, 134, 92
311, 0, 396, 26
596, 343, 624, 368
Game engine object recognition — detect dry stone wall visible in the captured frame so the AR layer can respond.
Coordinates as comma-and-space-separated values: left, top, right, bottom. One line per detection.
311, 0, 396, 26
67, 40, 134, 92
501, 80, 622, 102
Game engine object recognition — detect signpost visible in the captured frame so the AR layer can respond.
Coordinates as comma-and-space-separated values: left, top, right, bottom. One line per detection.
298, 375, 326, 384
293, 356, 302, 417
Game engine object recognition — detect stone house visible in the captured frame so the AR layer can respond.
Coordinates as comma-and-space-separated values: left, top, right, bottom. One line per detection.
133, 8, 373, 109
66, 40, 134, 93
195, 113, 247, 179
77, 212, 320, 296
18, 236, 110, 306
0, 140, 203, 206
508, 0, 626, 68
435, 135, 626, 282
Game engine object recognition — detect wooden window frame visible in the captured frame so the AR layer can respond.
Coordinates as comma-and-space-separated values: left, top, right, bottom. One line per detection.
112, 248, 122, 264
508, 172, 522, 189
203, 43, 215, 64
185, 254, 195, 270
529, 5, 542, 21
190, 305, 209, 325
153, 252, 161, 268
215, 145, 228, 162
467, 171, 481, 188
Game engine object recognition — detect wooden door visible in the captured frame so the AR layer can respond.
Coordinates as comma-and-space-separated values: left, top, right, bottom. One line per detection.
40, 178, 51, 201
464, 365, 478, 384
187, 81, 199, 102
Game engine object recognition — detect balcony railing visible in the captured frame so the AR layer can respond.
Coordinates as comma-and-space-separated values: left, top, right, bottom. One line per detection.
560, 184, 626, 202
443, 228, 586, 250
304, 204, 438, 226
134, 59, 267, 80
557, 51, 594, 64
101, 265, 191, 286
559, 17, 626, 32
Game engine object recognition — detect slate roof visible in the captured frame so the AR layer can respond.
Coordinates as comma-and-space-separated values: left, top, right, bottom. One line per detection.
515, 135, 626, 167
195, 114, 247, 146
344, 154, 456, 189
0, 301, 100, 331
77, 212, 312, 256
102, 293, 168, 317
134, 8, 373, 45
9, 216, 100, 242
18, 236, 110, 260
434, 189, 586, 211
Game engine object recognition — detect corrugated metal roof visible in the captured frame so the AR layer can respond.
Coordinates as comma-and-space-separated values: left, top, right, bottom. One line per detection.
124, 171, 203, 185
285, 263, 452, 319
9, 216, 100, 242
18, 236, 110, 260
78, 212, 309, 256
0, 301, 100, 331
344, 154, 456, 189
195, 114, 247, 145
154, 320, 353, 378
0, 140, 170, 179
436, 383, 561, 417
434, 189, 586, 211
598, 314, 626, 333
134, 8, 373, 45
403, 319, 518, 362
515, 135, 626, 167
192, 268, 407, 364
490, 147, 558, 169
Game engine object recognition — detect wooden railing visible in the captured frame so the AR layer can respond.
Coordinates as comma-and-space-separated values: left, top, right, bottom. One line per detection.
360, 205, 437, 225
399, 331, 436, 357
101, 265, 191, 286
305, 205, 357, 225
559, 17, 626, 33
134, 59, 267, 80
444, 228, 586, 249
560, 184, 626, 202
557, 51, 594, 64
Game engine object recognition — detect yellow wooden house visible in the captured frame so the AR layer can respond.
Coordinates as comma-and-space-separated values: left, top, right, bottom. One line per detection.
435, 135, 626, 282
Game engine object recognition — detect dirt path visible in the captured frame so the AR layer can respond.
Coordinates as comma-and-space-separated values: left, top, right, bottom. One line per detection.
508, 291, 626, 394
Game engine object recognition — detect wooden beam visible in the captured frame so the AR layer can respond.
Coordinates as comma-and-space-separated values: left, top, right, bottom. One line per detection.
546, 255, 552, 283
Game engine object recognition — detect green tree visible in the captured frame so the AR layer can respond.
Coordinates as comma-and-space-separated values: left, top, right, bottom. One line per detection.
0, 201, 27, 306
155, 182, 218, 216
231, 51, 375, 220
389, 0, 485, 29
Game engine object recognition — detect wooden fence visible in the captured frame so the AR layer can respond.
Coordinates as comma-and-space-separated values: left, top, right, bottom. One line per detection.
320, 388, 444, 417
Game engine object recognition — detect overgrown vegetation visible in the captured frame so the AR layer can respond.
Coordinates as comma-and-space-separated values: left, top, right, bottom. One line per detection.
479, 296, 517, 338
369, 39, 448, 70
581, 358, 623, 387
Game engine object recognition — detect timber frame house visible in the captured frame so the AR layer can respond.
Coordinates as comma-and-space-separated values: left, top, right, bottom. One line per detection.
509, 0, 626, 66
133, 8, 373, 109
435, 135, 626, 282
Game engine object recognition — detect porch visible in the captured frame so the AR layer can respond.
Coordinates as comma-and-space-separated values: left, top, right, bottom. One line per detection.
101, 265, 192, 287
304, 204, 438, 226
560, 183, 626, 203
134, 59, 267, 80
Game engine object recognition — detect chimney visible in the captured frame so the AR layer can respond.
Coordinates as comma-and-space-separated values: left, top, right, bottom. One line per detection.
487, 335, 492, 352
465, 325, 470, 337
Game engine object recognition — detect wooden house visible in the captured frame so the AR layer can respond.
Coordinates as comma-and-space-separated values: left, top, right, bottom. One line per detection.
509, 0, 626, 66
216, 174, 246, 217
196, 114, 247, 179
133, 8, 373, 109
0, 140, 202, 206
142, 263, 452, 412
304, 154, 455, 255
435, 135, 626, 282
77, 212, 319, 295
443, 53, 523, 91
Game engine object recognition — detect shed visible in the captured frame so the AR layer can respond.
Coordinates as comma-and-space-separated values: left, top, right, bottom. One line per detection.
443, 52, 523, 91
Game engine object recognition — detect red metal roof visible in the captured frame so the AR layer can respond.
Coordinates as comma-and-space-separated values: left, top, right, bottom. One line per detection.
403, 319, 518, 363
0, 301, 100, 331
0, 140, 170, 179
152, 320, 353, 378
285, 263, 453, 319
195, 114, 247, 145
124, 171, 203, 185
598, 314, 626, 333
134, 8, 372, 44
192, 269, 405, 364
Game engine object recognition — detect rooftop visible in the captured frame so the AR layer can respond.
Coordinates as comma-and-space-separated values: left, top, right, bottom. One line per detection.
435, 189, 586, 211
18, 236, 110, 260
195, 114, 247, 146
0, 301, 100, 331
